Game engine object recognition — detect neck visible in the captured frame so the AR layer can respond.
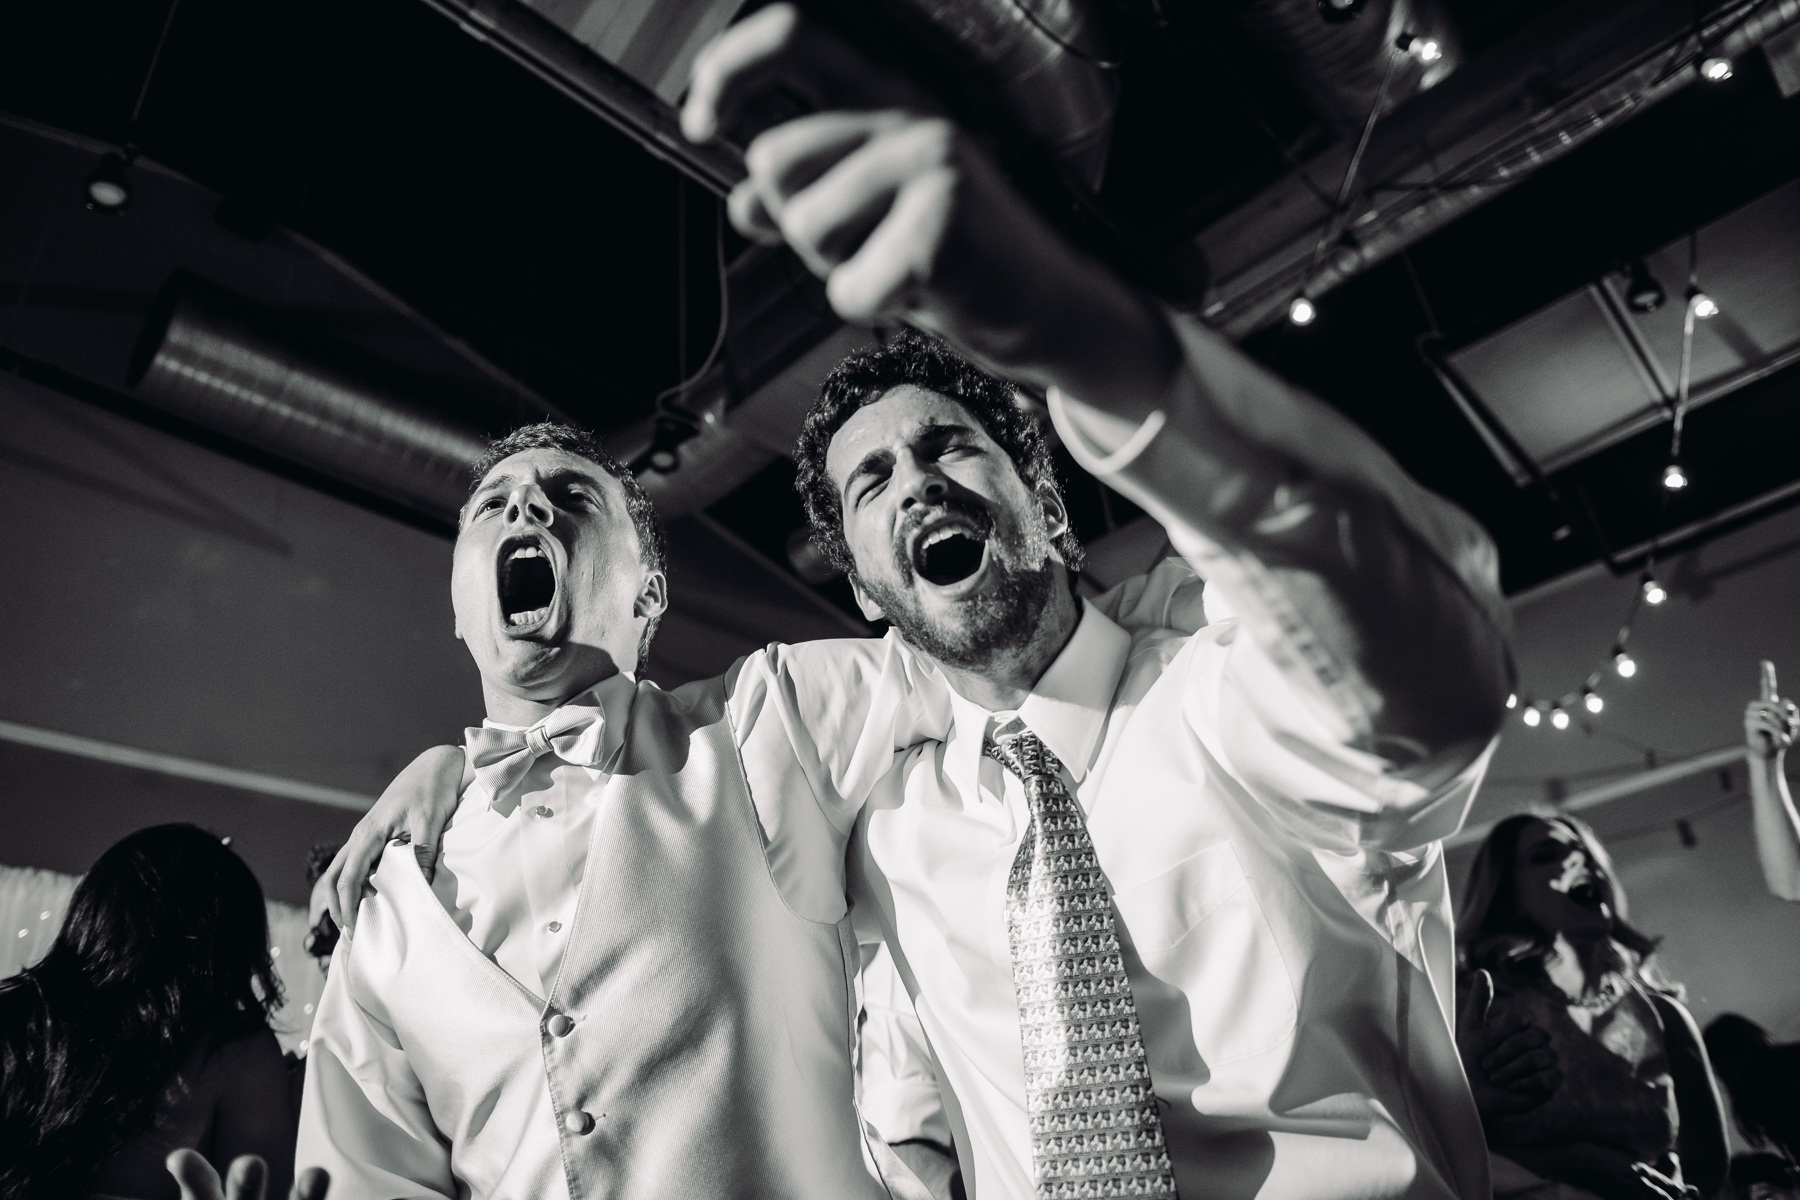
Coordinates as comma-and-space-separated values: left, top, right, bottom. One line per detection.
1547, 932, 1610, 992
482, 668, 620, 726
930, 585, 1081, 712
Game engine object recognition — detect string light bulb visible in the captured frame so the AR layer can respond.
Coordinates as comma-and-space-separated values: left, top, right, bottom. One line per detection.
1522, 705, 1542, 727
1613, 648, 1637, 678
1506, 692, 1518, 709
1288, 296, 1317, 326
1551, 707, 1571, 730
1688, 288, 1719, 319
1700, 56, 1733, 81
1662, 462, 1689, 490
85, 151, 132, 214
1397, 33, 1442, 62
1642, 577, 1667, 605
1584, 690, 1604, 714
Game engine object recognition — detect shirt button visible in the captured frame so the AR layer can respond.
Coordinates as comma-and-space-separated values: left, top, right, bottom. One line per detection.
564, 1110, 595, 1135
547, 920, 562, 933
547, 1012, 575, 1037
532, 805, 554, 818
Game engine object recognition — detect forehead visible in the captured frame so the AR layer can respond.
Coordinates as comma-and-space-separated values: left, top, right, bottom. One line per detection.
474, 447, 618, 494
824, 385, 996, 484
1516, 820, 1580, 854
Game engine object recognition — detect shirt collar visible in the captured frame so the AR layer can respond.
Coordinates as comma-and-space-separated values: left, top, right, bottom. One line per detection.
477, 669, 636, 771
941, 600, 1129, 801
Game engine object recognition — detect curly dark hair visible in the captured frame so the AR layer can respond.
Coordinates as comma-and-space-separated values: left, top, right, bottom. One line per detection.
465, 421, 668, 676
0, 824, 282, 1200
793, 329, 1084, 580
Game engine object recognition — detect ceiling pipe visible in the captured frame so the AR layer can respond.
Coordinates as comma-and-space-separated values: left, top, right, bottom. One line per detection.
128, 275, 489, 520
874, 0, 1120, 191
1201, 0, 1800, 337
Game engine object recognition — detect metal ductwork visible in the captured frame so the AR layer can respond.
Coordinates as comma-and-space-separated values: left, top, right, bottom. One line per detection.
128, 275, 489, 520
1235, 0, 1459, 132
876, 0, 1120, 191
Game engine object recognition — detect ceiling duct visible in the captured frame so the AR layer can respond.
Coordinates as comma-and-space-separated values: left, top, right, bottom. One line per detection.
128, 275, 489, 521
1234, 0, 1458, 133
875, 0, 1120, 191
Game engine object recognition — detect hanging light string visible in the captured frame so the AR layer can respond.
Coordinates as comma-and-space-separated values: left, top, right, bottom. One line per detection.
129, 0, 186, 134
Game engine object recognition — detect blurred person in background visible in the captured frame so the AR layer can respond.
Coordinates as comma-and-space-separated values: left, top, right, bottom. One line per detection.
1705, 1014, 1800, 1165
1745, 661, 1800, 902
1728, 1154, 1800, 1200
1458, 814, 1728, 1200
0, 824, 297, 1200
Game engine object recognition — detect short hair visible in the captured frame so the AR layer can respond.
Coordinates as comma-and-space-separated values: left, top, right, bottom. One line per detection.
465, 421, 667, 675
793, 329, 1084, 578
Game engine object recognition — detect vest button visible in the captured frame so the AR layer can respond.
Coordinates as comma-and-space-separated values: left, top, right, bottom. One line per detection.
564, 1109, 595, 1135
532, 805, 554, 818
547, 1012, 575, 1037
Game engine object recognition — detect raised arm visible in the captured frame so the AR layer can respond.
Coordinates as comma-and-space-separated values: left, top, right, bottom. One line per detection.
1745, 688, 1800, 901
684, 5, 1510, 838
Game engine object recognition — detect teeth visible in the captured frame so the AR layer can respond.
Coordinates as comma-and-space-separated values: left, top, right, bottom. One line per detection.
508, 545, 543, 560
507, 606, 549, 626
921, 525, 976, 549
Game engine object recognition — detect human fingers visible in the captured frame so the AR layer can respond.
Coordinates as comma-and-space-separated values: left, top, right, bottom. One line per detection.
167, 1150, 226, 1200
1455, 969, 1495, 1045
744, 111, 897, 224
223, 1155, 268, 1200
760, 113, 939, 280
727, 180, 785, 245
683, 4, 926, 146
327, 823, 386, 940
290, 1166, 330, 1200
405, 749, 468, 885
1630, 1162, 1688, 1200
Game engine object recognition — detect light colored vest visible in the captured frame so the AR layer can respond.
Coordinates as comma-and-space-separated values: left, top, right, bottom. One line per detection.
346, 675, 904, 1200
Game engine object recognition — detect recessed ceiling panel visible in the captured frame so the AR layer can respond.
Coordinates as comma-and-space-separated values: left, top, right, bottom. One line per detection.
1446, 177, 1800, 475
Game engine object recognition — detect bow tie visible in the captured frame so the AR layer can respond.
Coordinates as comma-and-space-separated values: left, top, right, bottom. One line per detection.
465, 703, 612, 812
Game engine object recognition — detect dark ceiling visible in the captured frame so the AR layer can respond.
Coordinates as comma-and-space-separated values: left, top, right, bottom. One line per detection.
3, 0, 1799, 608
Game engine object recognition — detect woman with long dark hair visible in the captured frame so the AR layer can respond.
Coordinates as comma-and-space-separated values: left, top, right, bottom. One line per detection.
0, 824, 297, 1200
1458, 813, 1729, 1200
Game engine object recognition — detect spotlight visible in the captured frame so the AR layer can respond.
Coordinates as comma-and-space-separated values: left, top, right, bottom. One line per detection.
1397, 33, 1442, 62
1523, 706, 1542, 727
1614, 649, 1637, 678
1584, 690, 1604, 714
1551, 707, 1571, 730
1288, 296, 1317, 326
1688, 287, 1719, 319
1662, 462, 1689, 490
1624, 260, 1665, 313
1642, 577, 1667, 606
85, 151, 133, 214
1506, 692, 1518, 709
1700, 56, 1733, 81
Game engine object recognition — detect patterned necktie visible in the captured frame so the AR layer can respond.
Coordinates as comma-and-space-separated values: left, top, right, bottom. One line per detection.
985, 728, 1179, 1199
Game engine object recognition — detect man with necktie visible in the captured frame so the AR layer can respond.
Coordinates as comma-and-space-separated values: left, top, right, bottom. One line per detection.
319, 6, 1516, 1196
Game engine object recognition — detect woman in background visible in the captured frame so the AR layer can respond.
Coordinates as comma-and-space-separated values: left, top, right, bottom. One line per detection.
1705, 1013, 1800, 1164
0, 824, 296, 1200
1459, 813, 1729, 1200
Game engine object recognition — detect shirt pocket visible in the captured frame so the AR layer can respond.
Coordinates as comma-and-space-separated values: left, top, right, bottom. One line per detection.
1112, 840, 1297, 1067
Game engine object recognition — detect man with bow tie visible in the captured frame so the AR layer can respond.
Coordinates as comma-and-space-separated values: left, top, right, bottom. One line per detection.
296, 419, 1204, 1199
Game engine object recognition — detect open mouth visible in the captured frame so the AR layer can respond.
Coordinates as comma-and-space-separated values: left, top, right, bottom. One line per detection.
912, 524, 989, 587
498, 538, 556, 629
1566, 880, 1603, 908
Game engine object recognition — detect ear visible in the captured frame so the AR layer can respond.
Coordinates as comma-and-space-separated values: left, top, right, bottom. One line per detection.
1036, 479, 1071, 541
634, 570, 669, 622
848, 575, 886, 622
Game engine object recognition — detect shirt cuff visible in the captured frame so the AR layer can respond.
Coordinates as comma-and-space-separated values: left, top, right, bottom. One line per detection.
1045, 385, 1168, 478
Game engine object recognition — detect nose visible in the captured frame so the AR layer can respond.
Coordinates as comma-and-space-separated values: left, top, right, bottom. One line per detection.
505, 482, 555, 529
892, 449, 948, 511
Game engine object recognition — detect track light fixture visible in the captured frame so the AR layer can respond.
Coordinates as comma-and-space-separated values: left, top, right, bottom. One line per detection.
85, 150, 134, 214
1624, 259, 1665, 313
1396, 33, 1442, 63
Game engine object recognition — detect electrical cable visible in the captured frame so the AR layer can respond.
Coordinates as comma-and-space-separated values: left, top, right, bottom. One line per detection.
1002, 0, 1124, 69
654, 198, 730, 423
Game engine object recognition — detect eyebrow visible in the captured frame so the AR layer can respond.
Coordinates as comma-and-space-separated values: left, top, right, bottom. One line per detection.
841, 421, 981, 499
